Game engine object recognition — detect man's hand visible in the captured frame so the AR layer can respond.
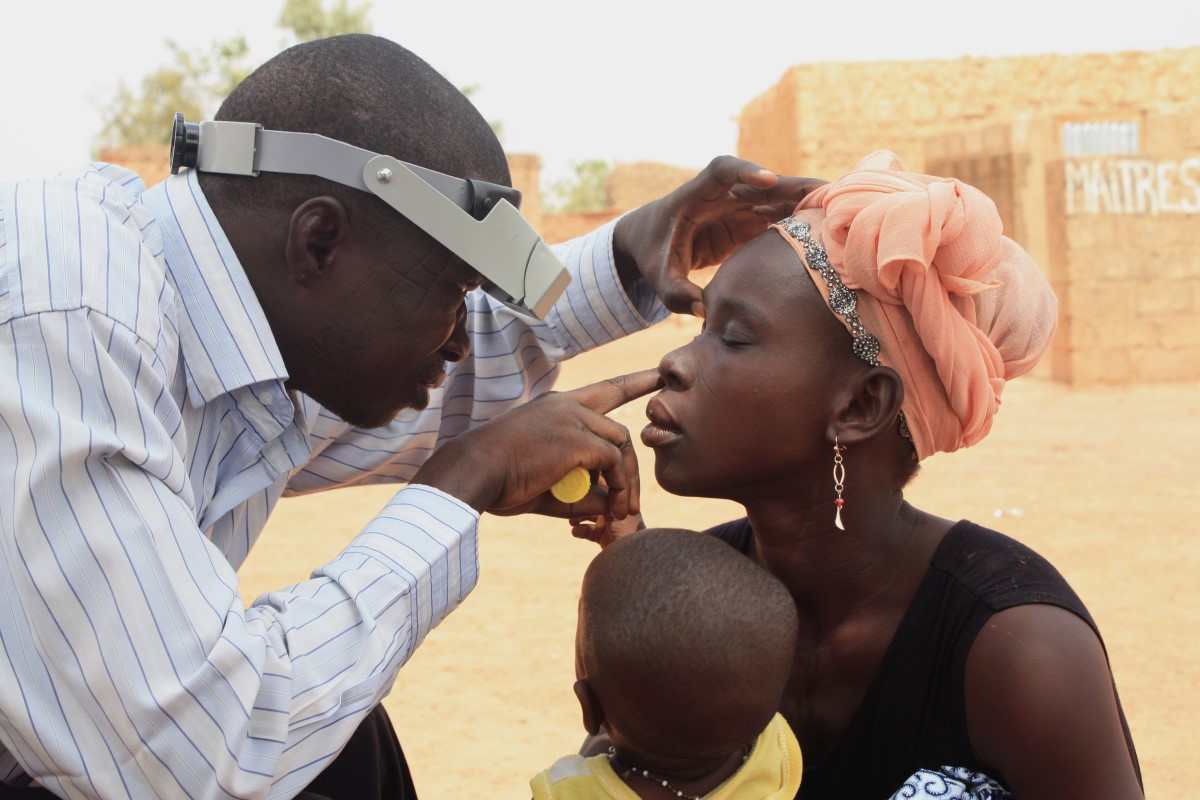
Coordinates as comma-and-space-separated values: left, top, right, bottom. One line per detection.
410, 370, 662, 519
613, 156, 827, 316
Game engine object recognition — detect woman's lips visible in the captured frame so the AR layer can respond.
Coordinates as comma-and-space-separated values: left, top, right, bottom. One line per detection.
642, 396, 683, 448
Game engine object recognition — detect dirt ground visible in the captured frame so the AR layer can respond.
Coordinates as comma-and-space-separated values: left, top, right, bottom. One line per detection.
240, 315, 1198, 798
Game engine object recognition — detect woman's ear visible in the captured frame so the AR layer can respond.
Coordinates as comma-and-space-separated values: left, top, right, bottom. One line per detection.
573, 678, 606, 737
828, 365, 905, 445
284, 196, 352, 284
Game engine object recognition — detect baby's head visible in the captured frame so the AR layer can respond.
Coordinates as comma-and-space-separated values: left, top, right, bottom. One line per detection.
574, 528, 798, 765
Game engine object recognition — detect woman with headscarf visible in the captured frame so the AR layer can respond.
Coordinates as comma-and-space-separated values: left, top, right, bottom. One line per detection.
619, 152, 1143, 798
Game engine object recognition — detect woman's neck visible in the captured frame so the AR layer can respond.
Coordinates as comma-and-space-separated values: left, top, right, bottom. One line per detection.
745, 493, 941, 630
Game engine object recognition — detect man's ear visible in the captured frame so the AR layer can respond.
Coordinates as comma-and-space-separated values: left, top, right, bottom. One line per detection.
284, 196, 352, 284
573, 678, 606, 737
828, 365, 905, 445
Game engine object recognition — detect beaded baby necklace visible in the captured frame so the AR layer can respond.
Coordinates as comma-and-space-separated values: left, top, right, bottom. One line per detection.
607, 746, 749, 800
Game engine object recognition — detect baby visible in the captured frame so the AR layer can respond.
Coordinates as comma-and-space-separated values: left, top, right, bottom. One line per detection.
531, 527, 802, 799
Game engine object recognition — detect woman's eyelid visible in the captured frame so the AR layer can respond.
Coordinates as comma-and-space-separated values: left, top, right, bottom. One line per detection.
703, 297, 764, 346
697, 318, 751, 348
715, 314, 755, 341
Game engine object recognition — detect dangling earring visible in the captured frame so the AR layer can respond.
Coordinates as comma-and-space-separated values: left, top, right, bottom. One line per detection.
833, 437, 846, 531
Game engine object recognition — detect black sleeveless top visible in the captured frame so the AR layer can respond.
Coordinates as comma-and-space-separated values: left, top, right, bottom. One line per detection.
705, 518, 1141, 799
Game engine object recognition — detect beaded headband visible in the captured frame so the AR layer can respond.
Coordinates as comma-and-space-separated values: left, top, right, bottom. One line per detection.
777, 217, 914, 445
779, 218, 880, 364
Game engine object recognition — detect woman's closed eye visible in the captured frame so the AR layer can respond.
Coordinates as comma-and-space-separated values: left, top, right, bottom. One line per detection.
699, 319, 754, 349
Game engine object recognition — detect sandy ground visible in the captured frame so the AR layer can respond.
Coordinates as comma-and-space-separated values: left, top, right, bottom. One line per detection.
240, 315, 1198, 798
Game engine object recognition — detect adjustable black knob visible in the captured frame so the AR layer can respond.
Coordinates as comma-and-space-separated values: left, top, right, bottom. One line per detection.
169, 112, 200, 175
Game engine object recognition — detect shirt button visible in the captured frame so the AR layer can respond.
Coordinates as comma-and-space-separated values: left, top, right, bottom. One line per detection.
258, 391, 273, 405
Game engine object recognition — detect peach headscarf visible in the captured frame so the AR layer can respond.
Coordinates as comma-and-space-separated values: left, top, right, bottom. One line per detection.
775, 151, 1058, 460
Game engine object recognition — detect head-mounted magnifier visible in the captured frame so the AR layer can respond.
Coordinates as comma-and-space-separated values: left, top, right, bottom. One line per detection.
169, 112, 570, 319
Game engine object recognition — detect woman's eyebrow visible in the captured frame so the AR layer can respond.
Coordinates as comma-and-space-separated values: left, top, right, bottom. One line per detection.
704, 293, 770, 325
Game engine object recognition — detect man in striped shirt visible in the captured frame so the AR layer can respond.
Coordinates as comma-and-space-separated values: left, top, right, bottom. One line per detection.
0, 34, 817, 799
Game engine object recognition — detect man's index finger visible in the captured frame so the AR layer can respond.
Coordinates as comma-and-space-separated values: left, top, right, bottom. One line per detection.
570, 369, 664, 414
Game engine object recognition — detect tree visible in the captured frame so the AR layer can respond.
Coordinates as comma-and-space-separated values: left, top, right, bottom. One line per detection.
94, 0, 371, 150
94, 0, 502, 152
94, 38, 251, 150
544, 160, 613, 213
278, 0, 373, 42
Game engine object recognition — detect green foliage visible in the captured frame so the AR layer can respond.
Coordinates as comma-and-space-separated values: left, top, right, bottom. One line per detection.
279, 0, 373, 42
95, 38, 251, 149
94, 0, 504, 153
544, 160, 613, 213
94, 0, 372, 151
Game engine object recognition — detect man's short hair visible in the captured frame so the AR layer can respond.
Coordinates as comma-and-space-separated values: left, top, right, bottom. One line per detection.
199, 34, 508, 240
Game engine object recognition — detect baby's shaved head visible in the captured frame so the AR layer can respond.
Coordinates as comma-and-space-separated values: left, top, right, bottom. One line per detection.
579, 528, 797, 759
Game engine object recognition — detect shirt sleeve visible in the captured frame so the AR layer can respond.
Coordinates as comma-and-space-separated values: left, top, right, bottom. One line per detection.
286, 217, 671, 494
0, 306, 478, 798
541, 215, 670, 358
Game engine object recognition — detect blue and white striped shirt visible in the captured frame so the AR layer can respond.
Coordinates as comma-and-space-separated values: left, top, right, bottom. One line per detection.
0, 164, 667, 799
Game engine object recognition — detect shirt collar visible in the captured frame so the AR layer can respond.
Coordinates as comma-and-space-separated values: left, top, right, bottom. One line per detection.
141, 170, 290, 409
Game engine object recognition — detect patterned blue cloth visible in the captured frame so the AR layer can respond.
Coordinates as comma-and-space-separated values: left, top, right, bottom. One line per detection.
888, 766, 1012, 800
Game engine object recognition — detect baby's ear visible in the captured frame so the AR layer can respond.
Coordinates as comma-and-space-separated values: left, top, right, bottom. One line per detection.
573, 679, 606, 736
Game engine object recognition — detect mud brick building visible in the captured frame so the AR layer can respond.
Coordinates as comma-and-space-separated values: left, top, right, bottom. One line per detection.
103, 47, 1199, 385
738, 47, 1200, 384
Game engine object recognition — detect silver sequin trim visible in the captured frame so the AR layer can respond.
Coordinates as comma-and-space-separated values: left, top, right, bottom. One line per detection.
779, 217, 914, 445
780, 217, 881, 366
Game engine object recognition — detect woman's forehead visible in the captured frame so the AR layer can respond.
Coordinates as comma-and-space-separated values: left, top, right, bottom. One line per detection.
706, 229, 813, 304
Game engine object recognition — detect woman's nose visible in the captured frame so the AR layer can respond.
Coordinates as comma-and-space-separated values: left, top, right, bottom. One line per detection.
657, 344, 691, 389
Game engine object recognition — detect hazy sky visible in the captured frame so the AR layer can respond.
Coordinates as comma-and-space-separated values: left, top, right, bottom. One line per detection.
2, 0, 1197, 186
